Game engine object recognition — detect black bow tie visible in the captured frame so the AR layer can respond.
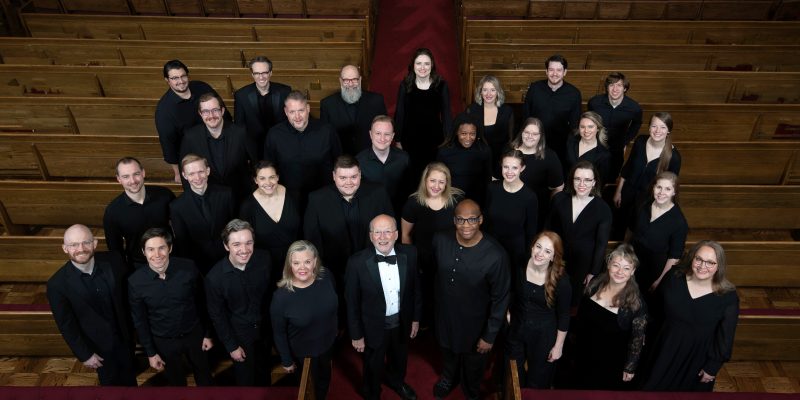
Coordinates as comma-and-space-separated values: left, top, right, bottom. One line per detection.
375, 254, 397, 265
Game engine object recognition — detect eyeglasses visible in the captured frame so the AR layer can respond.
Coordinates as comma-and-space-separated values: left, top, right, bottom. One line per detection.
168, 74, 188, 82
522, 131, 540, 137
693, 256, 718, 269
200, 108, 222, 117
341, 77, 360, 84
573, 178, 595, 185
252, 71, 271, 78
65, 240, 94, 249
454, 216, 481, 225
370, 230, 396, 237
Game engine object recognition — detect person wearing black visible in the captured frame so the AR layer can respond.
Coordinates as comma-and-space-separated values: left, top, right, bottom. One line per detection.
128, 228, 213, 386
587, 72, 643, 178
356, 115, 410, 213
264, 90, 342, 213
104, 157, 174, 267
303, 155, 394, 288
155, 59, 229, 183
564, 111, 611, 184
234, 56, 291, 159
465, 75, 515, 179
271, 240, 338, 400
437, 114, 492, 206
205, 219, 272, 386
321, 65, 388, 156
180, 93, 257, 204
47, 224, 137, 386
346, 214, 422, 400
522, 55, 582, 161
170, 154, 235, 274
432, 199, 510, 400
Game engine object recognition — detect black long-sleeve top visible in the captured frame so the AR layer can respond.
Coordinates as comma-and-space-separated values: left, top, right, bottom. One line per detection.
356, 146, 410, 202
522, 80, 582, 158
620, 135, 682, 204
546, 192, 612, 279
103, 185, 175, 266
484, 181, 538, 266
436, 144, 492, 205
465, 102, 515, 179
395, 80, 452, 144
128, 257, 207, 357
205, 249, 272, 353
511, 273, 572, 332
270, 274, 338, 367
564, 135, 612, 185
239, 193, 300, 276
587, 94, 643, 153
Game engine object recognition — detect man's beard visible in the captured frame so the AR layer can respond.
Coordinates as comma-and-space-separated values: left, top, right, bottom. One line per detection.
341, 85, 362, 104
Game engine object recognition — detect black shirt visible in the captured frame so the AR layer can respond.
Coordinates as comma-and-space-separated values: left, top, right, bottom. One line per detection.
356, 147, 410, 201
522, 80, 582, 158
258, 92, 276, 132
74, 264, 118, 334
340, 195, 360, 251
512, 274, 571, 332
206, 129, 227, 177
587, 94, 643, 152
103, 185, 175, 266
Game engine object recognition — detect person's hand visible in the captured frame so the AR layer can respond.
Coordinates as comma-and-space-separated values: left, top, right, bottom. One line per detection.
547, 345, 562, 362
476, 339, 493, 354
623, 372, 634, 382
649, 278, 662, 292
583, 274, 594, 285
410, 321, 419, 339
352, 338, 365, 353
230, 346, 246, 362
698, 369, 715, 383
82, 353, 104, 369
148, 354, 166, 371
613, 191, 622, 208
395, 142, 403, 150
282, 363, 296, 373
202, 338, 213, 351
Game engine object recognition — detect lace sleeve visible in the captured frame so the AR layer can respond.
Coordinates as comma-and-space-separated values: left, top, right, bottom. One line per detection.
623, 306, 648, 374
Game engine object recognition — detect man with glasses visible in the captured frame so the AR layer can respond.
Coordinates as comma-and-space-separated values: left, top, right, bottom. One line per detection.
156, 59, 229, 183
180, 93, 256, 203
321, 65, 387, 155
47, 224, 137, 386
431, 199, 510, 400
234, 56, 291, 159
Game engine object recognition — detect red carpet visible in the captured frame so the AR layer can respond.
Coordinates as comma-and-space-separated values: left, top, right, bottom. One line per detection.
368, 0, 463, 117
522, 388, 799, 399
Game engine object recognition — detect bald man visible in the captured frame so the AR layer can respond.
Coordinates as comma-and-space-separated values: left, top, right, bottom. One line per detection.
320, 64, 387, 155
46, 224, 137, 386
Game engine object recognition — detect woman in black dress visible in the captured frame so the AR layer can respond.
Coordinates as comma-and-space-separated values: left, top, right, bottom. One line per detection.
546, 160, 612, 305
485, 149, 538, 272
564, 111, 611, 184
239, 160, 300, 283
643, 240, 739, 391
437, 113, 492, 205
465, 75, 515, 179
270, 240, 337, 399
629, 171, 688, 294
395, 48, 452, 182
575, 243, 647, 390
507, 231, 571, 388
511, 117, 564, 230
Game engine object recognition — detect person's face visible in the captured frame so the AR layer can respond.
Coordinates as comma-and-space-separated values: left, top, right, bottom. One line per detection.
521, 123, 541, 149
255, 166, 279, 196
413, 54, 432, 80
369, 216, 398, 256
653, 178, 676, 206
340, 66, 361, 91
481, 81, 497, 105
225, 229, 254, 267
501, 156, 525, 183
457, 123, 477, 149
116, 162, 145, 196
143, 236, 171, 274
530, 236, 554, 267
425, 170, 447, 198
199, 97, 224, 130
454, 203, 483, 243
607, 80, 626, 102
285, 99, 310, 131
692, 245, 719, 281
579, 117, 598, 141
649, 116, 669, 143
369, 121, 394, 152
182, 160, 210, 192
608, 255, 635, 285
333, 166, 361, 198
572, 168, 596, 197
546, 61, 566, 86
63, 228, 97, 265
290, 249, 316, 285
250, 61, 272, 91
165, 67, 189, 94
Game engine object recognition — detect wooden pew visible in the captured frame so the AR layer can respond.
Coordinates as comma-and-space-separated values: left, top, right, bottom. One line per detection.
0, 236, 108, 283
0, 310, 71, 356
670, 141, 800, 185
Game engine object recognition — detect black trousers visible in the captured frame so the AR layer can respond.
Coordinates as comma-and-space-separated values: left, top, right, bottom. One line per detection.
231, 335, 271, 386
152, 324, 213, 386
507, 322, 557, 388
362, 326, 409, 400
296, 345, 334, 400
440, 346, 489, 400
96, 335, 137, 386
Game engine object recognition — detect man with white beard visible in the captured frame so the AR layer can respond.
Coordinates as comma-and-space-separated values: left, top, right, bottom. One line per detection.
320, 65, 387, 156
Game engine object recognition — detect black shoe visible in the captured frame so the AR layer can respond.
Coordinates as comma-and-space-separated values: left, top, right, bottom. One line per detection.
433, 378, 452, 399
391, 383, 417, 400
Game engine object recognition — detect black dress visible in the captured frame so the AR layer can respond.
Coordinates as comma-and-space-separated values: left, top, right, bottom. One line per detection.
485, 181, 538, 272
575, 289, 647, 390
630, 203, 689, 292
437, 145, 492, 206
564, 135, 611, 185
546, 192, 612, 305
519, 149, 564, 230
239, 192, 301, 282
395, 81, 451, 182
643, 269, 739, 391
465, 102, 515, 179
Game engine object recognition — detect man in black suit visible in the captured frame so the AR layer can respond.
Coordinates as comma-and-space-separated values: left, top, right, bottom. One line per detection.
345, 214, 421, 400
320, 65, 387, 155
47, 224, 137, 386
169, 154, 235, 274
180, 92, 256, 203
234, 56, 291, 159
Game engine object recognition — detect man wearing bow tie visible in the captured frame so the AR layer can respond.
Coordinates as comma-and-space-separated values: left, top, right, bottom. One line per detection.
345, 214, 422, 400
